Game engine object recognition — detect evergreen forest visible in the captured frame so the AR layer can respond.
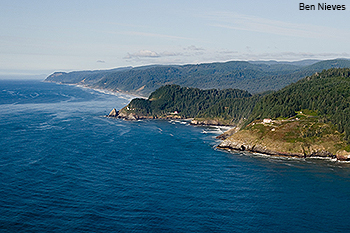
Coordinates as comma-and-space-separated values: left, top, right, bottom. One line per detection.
123, 68, 350, 142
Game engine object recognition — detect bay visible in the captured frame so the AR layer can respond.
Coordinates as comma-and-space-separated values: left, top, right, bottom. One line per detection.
1, 80, 350, 232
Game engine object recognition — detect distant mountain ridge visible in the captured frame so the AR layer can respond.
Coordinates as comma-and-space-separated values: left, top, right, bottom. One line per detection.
44, 59, 350, 97
248, 59, 321, 66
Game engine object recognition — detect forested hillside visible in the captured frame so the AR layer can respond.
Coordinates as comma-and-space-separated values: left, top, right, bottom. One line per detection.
248, 68, 350, 142
120, 85, 251, 118
196, 95, 262, 124
44, 67, 132, 84
45, 59, 350, 97
117, 68, 350, 144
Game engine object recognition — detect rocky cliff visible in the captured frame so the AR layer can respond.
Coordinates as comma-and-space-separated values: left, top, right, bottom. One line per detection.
217, 115, 350, 161
106, 108, 154, 120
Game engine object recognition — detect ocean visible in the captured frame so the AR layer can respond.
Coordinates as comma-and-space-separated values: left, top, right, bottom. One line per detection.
1, 79, 350, 232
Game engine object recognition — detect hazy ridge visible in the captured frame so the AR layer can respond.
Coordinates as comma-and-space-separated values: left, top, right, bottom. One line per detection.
45, 59, 350, 97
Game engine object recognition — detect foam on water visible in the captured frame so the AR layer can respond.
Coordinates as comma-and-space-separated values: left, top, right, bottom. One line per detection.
1, 80, 350, 232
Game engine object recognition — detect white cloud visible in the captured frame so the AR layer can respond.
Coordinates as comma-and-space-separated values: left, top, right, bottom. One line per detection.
184, 45, 205, 51
124, 50, 160, 59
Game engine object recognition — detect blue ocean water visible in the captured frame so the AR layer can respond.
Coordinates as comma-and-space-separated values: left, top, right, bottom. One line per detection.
1, 80, 350, 232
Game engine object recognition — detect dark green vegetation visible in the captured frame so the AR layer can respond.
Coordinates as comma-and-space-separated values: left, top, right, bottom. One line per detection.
221, 112, 348, 157
196, 95, 264, 124
45, 67, 132, 85
248, 68, 350, 142
122, 68, 350, 145
45, 59, 350, 97
125, 85, 251, 118
45, 59, 350, 145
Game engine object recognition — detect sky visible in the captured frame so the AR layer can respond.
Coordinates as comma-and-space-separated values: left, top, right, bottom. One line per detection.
1, 0, 350, 77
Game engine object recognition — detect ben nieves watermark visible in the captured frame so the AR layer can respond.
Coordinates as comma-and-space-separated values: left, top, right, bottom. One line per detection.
299, 3, 346, 10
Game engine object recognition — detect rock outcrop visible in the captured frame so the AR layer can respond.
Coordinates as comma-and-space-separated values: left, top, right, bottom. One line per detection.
217, 138, 336, 159
106, 108, 154, 120
215, 128, 239, 140
108, 108, 118, 117
216, 118, 350, 161
190, 119, 222, 126
217, 140, 306, 158
336, 150, 350, 161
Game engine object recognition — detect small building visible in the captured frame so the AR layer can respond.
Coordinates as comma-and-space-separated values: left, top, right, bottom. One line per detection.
263, 118, 272, 124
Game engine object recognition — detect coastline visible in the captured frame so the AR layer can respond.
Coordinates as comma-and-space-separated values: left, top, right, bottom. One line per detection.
105, 107, 240, 129
43, 80, 143, 100
218, 146, 350, 163
216, 127, 350, 162
43, 80, 350, 163
45, 80, 238, 129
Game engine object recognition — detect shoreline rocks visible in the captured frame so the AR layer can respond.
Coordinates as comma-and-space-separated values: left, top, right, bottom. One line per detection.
190, 119, 223, 126
106, 109, 237, 127
108, 108, 118, 117
106, 108, 154, 120
215, 117, 350, 162
217, 139, 306, 158
217, 138, 341, 160
336, 150, 350, 161
107, 108, 350, 162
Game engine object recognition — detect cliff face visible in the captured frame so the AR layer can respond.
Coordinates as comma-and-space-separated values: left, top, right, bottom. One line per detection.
218, 130, 335, 159
190, 119, 234, 126
217, 116, 350, 161
106, 107, 237, 127
106, 107, 154, 120
108, 108, 118, 117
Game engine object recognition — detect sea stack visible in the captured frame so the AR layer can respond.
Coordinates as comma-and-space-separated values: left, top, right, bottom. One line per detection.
108, 108, 118, 117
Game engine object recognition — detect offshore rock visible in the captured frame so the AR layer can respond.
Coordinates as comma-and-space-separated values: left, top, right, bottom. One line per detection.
108, 108, 118, 117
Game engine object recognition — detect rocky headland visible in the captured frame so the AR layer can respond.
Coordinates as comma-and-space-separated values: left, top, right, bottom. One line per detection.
106, 107, 226, 126
106, 108, 154, 120
217, 116, 350, 161
103, 68, 350, 162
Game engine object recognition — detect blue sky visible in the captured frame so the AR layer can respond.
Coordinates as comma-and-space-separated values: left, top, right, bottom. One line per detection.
1, 0, 350, 76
